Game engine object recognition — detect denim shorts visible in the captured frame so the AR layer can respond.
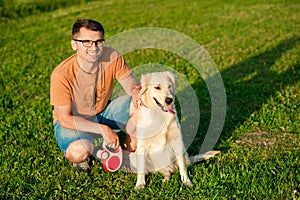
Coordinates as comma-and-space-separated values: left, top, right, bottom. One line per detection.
54, 95, 131, 153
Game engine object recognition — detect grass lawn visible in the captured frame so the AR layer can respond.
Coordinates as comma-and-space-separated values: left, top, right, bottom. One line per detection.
0, 0, 299, 199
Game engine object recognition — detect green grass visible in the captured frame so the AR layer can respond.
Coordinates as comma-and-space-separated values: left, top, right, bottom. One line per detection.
1, 0, 299, 199
0, 0, 97, 18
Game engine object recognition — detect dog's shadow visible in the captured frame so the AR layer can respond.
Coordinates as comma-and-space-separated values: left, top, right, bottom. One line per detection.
186, 36, 300, 156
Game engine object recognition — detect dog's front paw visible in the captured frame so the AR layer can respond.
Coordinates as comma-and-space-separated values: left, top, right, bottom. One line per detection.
181, 175, 193, 187
135, 174, 146, 189
135, 183, 145, 190
184, 178, 192, 186
162, 176, 170, 183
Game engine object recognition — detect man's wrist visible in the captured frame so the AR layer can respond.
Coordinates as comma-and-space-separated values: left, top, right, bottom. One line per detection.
131, 84, 141, 94
98, 124, 107, 135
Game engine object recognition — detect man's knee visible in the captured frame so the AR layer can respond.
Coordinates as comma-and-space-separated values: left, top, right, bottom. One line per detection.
65, 140, 93, 163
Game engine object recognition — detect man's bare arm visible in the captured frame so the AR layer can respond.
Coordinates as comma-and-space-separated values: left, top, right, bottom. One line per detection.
118, 73, 140, 108
55, 105, 120, 147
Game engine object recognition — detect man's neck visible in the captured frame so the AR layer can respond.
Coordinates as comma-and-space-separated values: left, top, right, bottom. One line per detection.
76, 57, 98, 74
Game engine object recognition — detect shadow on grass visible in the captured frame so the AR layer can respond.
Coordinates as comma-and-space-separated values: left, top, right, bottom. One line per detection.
188, 36, 300, 155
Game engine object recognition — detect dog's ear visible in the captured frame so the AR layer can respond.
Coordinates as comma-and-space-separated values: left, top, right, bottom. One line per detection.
140, 74, 150, 95
140, 74, 150, 85
165, 71, 176, 91
140, 85, 148, 95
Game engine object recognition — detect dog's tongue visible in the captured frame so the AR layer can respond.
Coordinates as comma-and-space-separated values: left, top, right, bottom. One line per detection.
164, 105, 176, 114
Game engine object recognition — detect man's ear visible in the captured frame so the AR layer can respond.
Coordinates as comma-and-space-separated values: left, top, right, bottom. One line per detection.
71, 40, 77, 51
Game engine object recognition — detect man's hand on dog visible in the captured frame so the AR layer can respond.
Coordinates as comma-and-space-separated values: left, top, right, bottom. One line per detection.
132, 85, 142, 108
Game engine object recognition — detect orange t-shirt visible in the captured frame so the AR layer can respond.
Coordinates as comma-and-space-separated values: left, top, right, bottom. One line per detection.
50, 47, 131, 123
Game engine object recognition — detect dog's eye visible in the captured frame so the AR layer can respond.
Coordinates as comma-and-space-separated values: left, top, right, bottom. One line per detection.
168, 85, 172, 89
154, 86, 161, 90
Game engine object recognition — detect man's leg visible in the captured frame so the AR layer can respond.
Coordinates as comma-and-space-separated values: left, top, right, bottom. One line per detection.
54, 121, 95, 173
64, 139, 93, 163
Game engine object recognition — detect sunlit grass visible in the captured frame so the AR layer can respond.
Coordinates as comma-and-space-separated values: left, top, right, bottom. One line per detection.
0, 0, 299, 199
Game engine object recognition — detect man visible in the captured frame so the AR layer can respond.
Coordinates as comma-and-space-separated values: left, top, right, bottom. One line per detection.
50, 18, 139, 173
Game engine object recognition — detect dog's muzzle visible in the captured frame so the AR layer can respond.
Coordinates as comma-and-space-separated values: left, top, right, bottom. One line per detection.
165, 97, 173, 105
153, 97, 176, 114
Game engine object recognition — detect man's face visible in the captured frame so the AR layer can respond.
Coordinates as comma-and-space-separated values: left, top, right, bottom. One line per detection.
71, 27, 104, 65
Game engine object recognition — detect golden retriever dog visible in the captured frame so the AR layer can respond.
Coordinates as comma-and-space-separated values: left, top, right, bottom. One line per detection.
126, 71, 220, 189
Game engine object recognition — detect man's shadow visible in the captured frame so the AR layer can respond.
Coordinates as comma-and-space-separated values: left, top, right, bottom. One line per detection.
187, 36, 300, 155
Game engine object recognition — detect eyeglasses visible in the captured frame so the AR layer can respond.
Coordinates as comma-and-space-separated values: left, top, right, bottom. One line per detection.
72, 38, 105, 47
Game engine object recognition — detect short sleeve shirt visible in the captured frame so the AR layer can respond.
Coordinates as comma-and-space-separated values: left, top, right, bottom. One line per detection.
50, 47, 131, 122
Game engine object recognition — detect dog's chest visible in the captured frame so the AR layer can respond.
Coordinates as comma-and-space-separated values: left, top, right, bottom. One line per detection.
136, 107, 177, 151
137, 107, 172, 135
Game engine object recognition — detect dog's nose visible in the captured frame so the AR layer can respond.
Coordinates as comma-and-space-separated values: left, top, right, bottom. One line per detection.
165, 97, 173, 105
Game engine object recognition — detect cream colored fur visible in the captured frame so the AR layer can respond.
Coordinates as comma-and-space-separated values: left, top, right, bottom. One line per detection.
127, 71, 220, 189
